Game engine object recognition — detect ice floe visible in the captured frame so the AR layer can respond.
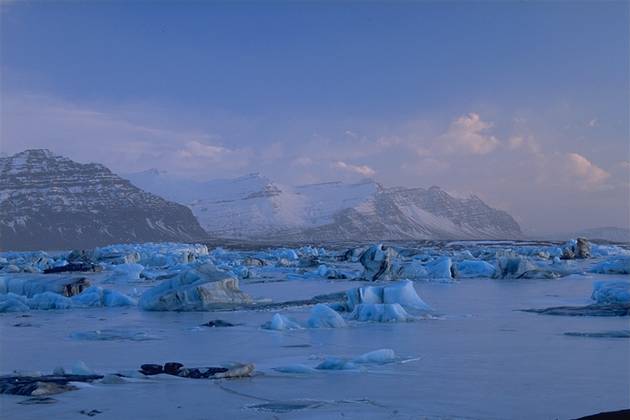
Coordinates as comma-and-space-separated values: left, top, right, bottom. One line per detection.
591, 281, 630, 304
589, 256, 630, 275
307, 304, 347, 328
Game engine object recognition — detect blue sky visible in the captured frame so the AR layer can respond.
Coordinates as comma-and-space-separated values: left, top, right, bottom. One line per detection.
1, 1, 629, 232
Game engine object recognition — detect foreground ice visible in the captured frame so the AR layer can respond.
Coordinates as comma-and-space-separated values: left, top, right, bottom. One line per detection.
1, 239, 629, 419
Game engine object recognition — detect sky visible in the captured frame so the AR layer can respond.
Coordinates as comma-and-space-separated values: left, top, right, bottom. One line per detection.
1, 1, 629, 233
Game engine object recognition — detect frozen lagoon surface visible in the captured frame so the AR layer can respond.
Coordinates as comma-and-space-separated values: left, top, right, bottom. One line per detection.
1, 241, 629, 419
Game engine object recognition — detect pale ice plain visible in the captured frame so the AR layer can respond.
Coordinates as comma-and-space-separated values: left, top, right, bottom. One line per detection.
0, 241, 629, 419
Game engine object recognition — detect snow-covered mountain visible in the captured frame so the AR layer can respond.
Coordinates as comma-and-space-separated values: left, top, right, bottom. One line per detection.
0, 150, 207, 251
126, 170, 522, 241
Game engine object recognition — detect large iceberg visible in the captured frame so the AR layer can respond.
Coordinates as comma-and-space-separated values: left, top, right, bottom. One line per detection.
139, 263, 252, 311
345, 280, 431, 312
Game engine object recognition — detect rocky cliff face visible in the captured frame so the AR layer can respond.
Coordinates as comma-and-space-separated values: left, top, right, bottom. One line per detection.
0, 150, 207, 251
288, 185, 522, 241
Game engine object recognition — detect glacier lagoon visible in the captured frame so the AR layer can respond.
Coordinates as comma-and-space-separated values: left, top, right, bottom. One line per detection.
0, 240, 629, 419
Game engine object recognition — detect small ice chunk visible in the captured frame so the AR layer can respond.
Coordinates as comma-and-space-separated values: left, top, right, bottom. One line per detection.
353, 349, 396, 364
262, 313, 303, 331
315, 357, 357, 370
100, 374, 129, 384
71, 361, 95, 376
307, 304, 347, 328
273, 364, 318, 374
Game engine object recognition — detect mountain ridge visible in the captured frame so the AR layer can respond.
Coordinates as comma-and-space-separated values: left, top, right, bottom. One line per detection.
0, 150, 207, 251
126, 169, 523, 241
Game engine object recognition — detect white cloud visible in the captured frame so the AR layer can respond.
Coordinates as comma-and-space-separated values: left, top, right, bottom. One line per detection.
439, 113, 499, 155
334, 160, 376, 177
178, 141, 227, 159
564, 152, 610, 190
0, 93, 251, 178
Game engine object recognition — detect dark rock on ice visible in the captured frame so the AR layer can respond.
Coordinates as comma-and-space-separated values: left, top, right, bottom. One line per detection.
139, 364, 163, 375
522, 303, 630, 317
561, 237, 592, 260
163, 362, 184, 375
44, 262, 100, 274
18, 396, 58, 405
0, 374, 102, 396
573, 409, 630, 419
201, 319, 235, 328
138, 362, 254, 379
176, 367, 230, 378
563, 330, 630, 338
79, 409, 103, 417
